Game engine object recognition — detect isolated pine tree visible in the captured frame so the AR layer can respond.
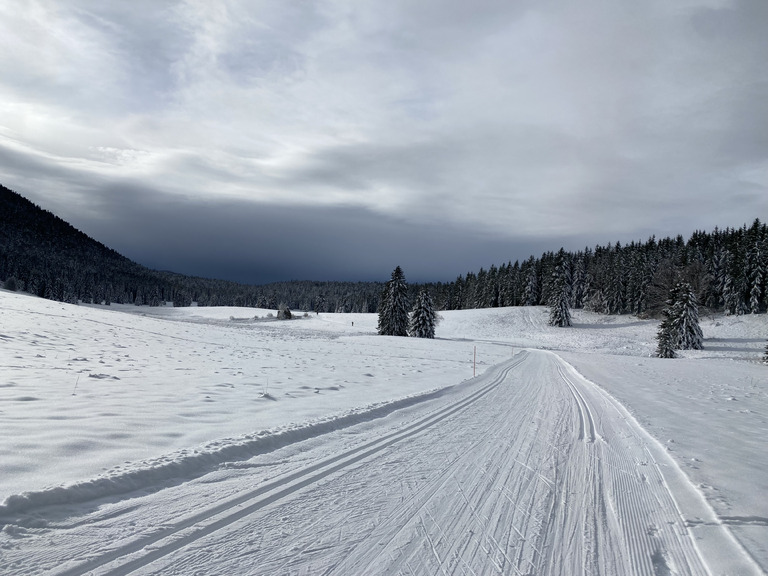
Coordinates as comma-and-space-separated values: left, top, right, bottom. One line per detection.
674, 282, 703, 350
378, 266, 409, 336
409, 289, 437, 338
656, 282, 703, 356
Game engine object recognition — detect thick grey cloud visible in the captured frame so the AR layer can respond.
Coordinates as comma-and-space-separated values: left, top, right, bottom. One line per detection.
48, 183, 562, 285
1, 1, 766, 284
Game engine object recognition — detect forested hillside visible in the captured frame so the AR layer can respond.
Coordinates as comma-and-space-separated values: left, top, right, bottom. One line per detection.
1, 184, 764, 316
0, 184, 385, 311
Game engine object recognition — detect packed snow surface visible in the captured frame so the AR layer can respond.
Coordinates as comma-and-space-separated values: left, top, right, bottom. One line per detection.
1, 290, 766, 575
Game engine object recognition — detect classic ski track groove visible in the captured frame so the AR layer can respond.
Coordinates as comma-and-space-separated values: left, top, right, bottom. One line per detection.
557, 363, 597, 443
50, 353, 529, 576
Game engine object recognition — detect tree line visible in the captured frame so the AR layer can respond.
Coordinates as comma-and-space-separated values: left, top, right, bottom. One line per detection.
429, 219, 767, 319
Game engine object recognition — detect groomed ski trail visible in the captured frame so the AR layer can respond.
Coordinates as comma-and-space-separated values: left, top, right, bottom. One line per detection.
2, 350, 759, 575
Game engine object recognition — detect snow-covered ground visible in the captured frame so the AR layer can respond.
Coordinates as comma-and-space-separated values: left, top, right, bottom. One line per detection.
1, 289, 766, 574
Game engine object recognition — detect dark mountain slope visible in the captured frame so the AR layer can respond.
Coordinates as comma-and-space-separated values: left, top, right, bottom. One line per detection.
0, 184, 385, 310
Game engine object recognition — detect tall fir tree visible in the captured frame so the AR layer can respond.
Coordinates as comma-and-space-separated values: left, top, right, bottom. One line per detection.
749, 243, 763, 314
750, 268, 762, 314
607, 246, 626, 314
655, 307, 677, 358
674, 282, 703, 350
656, 284, 680, 358
409, 289, 437, 338
706, 248, 728, 309
571, 254, 587, 309
523, 261, 538, 306
656, 282, 703, 356
548, 252, 573, 327
723, 271, 738, 315
549, 287, 572, 327
377, 266, 409, 336
377, 285, 390, 333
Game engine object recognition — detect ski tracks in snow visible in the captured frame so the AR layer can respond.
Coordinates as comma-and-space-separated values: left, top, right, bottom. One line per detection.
2, 350, 761, 575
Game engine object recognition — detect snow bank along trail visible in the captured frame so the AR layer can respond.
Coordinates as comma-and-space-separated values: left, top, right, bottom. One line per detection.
2, 351, 758, 575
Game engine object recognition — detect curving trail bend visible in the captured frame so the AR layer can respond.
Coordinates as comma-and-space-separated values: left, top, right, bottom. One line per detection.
3, 350, 759, 575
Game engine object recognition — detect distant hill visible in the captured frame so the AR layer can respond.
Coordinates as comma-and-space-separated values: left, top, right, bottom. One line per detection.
0, 184, 386, 311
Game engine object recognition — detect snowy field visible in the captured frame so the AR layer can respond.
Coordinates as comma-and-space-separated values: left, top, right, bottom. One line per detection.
1, 289, 766, 575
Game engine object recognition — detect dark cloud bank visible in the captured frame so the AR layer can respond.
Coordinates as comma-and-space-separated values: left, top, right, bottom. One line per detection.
70, 188, 560, 285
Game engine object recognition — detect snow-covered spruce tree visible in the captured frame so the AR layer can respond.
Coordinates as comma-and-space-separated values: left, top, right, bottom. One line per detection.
705, 248, 728, 310
549, 289, 572, 327
571, 255, 587, 309
750, 258, 763, 314
377, 266, 409, 336
523, 264, 538, 306
747, 240, 764, 314
723, 272, 738, 316
655, 283, 681, 358
548, 254, 572, 327
376, 285, 390, 333
409, 289, 437, 338
750, 271, 762, 314
584, 288, 609, 315
657, 282, 703, 356
674, 282, 703, 350
655, 307, 677, 358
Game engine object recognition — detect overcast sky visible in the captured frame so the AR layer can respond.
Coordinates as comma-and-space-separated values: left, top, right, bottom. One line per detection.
1, 1, 766, 284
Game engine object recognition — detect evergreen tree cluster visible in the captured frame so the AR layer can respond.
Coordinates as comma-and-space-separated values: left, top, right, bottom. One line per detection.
427, 219, 768, 318
378, 266, 410, 336
377, 267, 437, 339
